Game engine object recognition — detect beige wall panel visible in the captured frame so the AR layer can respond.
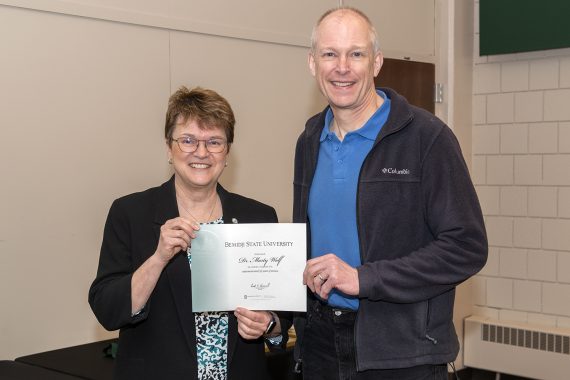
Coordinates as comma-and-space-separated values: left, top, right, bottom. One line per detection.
346, 0, 436, 61
0, 0, 336, 46
170, 31, 327, 222
169, 0, 334, 44
63, 0, 169, 16
1, 1, 436, 60
0, 6, 171, 359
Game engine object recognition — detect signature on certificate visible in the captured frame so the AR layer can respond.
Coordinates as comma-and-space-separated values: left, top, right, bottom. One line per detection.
250, 282, 271, 291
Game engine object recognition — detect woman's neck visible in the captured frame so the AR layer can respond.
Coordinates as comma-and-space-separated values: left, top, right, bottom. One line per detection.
174, 179, 220, 223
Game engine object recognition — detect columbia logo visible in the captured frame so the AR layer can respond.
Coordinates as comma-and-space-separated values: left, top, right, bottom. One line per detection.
382, 168, 410, 175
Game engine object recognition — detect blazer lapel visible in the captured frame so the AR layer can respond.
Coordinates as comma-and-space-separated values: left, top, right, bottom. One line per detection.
153, 176, 197, 356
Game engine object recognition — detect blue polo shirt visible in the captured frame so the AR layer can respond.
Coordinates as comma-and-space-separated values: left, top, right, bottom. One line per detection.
307, 90, 391, 310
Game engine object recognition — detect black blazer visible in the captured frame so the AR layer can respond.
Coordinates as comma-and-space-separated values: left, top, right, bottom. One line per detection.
89, 177, 279, 380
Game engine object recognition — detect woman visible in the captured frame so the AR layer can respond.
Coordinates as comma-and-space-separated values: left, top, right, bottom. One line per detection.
89, 86, 286, 380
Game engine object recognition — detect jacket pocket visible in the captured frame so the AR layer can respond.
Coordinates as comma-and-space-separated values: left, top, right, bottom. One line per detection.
423, 289, 456, 347
357, 300, 429, 360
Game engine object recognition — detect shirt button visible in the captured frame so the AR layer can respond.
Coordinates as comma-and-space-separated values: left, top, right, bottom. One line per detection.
334, 146, 339, 151
338, 160, 343, 164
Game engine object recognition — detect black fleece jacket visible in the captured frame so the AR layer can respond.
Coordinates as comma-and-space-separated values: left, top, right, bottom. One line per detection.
293, 88, 488, 370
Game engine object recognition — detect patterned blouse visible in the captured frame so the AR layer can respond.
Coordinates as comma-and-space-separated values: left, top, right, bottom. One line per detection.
187, 216, 228, 380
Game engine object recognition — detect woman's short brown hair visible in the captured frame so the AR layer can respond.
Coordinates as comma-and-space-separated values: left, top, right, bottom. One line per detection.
164, 86, 235, 146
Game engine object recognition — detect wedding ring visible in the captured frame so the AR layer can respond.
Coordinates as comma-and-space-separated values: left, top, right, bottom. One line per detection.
318, 273, 326, 282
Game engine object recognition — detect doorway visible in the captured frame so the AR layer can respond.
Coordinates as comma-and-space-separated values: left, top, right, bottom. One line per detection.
375, 58, 435, 114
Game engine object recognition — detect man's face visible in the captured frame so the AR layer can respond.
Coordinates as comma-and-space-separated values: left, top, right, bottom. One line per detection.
309, 11, 382, 112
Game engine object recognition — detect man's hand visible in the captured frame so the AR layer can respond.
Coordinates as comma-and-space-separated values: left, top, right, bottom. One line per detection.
303, 253, 359, 299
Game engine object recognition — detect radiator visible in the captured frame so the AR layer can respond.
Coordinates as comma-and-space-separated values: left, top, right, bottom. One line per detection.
464, 315, 570, 380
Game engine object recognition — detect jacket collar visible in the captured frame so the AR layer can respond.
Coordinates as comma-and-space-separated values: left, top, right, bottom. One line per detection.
305, 87, 414, 145
374, 87, 414, 143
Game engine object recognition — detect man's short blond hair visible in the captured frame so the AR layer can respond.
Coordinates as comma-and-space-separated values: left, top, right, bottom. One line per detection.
310, 6, 381, 55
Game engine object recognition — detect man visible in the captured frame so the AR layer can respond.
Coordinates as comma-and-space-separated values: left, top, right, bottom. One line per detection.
293, 6, 488, 380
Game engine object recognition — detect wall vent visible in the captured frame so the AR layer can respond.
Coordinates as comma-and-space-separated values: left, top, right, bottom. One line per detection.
464, 315, 570, 380
481, 323, 570, 355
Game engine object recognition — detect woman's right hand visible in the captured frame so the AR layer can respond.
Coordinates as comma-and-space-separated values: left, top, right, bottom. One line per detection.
154, 217, 199, 263
131, 217, 199, 315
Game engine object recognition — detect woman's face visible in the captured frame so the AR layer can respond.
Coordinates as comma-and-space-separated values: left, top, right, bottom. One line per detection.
167, 117, 228, 192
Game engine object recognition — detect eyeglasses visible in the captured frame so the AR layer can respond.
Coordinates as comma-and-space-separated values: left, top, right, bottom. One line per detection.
171, 136, 227, 153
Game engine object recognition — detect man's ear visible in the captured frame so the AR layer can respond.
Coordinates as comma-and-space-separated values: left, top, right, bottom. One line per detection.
308, 53, 316, 77
374, 51, 383, 77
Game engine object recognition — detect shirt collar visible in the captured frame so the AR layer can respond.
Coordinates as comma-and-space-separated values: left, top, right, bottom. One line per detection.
319, 90, 389, 142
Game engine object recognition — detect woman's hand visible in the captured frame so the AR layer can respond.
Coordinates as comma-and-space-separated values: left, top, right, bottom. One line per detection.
155, 217, 199, 263
234, 308, 277, 340
131, 217, 199, 315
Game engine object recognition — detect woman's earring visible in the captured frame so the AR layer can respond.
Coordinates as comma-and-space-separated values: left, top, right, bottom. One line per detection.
224, 161, 228, 167
168, 158, 173, 164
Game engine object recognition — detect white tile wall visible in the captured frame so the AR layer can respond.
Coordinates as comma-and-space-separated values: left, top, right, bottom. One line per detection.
513, 280, 541, 312
499, 309, 528, 323
543, 155, 570, 185
514, 155, 542, 185
528, 187, 557, 217
545, 89, 570, 121
559, 187, 570, 217
487, 156, 514, 185
471, 275, 486, 305
485, 216, 513, 247
527, 250, 556, 281
560, 57, 570, 88
542, 219, 570, 251
513, 218, 541, 249
515, 91, 543, 122
528, 122, 558, 153
529, 59, 559, 90
487, 93, 514, 123
473, 125, 500, 154
501, 61, 529, 92
473, 95, 487, 125
472, 306, 499, 320
559, 122, 570, 152
500, 186, 527, 216
487, 277, 513, 308
527, 313, 557, 327
499, 248, 527, 278
543, 283, 570, 316
558, 252, 570, 283
474, 64, 501, 94
500, 124, 528, 153
472, 2, 570, 324
479, 246, 500, 276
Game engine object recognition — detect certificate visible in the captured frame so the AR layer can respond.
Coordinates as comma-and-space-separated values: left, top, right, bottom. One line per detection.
190, 223, 307, 312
